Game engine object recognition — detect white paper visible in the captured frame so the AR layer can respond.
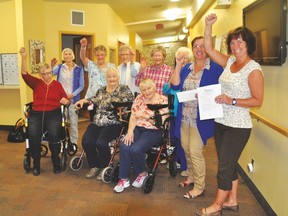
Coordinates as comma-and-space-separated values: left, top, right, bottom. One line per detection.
176, 89, 197, 102
197, 84, 223, 120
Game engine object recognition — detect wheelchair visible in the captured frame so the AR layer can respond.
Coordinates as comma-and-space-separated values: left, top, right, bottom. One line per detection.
69, 101, 132, 177
142, 95, 178, 194
23, 102, 77, 173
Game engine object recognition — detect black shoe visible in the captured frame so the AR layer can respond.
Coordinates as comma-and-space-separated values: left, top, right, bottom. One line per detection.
53, 166, 61, 174
33, 167, 40, 176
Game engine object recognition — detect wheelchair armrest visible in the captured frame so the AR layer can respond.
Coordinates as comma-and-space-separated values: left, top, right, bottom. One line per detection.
111, 101, 133, 109
147, 104, 168, 111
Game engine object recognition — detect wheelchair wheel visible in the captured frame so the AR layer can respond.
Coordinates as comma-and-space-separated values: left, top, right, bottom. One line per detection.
60, 152, 67, 171
40, 144, 48, 157
142, 174, 155, 194
67, 143, 78, 156
112, 163, 120, 183
101, 167, 113, 183
69, 156, 83, 171
23, 154, 31, 172
168, 161, 177, 177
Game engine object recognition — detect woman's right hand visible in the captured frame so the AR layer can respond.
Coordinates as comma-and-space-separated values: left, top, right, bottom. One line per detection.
123, 131, 134, 146
205, 13, 217, 26
51, 58, 58, 68
19, 47, 27, 57
80, 38, 87, 48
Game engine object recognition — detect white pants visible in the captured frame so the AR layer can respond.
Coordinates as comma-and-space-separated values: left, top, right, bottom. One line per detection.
67, 103, 79, 144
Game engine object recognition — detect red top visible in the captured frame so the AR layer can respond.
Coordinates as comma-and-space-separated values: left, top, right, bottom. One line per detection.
22, 73, 68, 111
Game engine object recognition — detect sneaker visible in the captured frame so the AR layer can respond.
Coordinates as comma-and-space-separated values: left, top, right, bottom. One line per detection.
132, 174, 148, 188
160, 159, 167, 164
96, 170, 103, 181
114, 179, 130, 193
86, 167, 101, 178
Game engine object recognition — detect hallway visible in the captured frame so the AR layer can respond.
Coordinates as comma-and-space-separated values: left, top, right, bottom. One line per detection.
0, 120, 267, 216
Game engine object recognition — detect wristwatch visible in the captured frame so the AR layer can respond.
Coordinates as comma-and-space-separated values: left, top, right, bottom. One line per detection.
232, 98, 237, 106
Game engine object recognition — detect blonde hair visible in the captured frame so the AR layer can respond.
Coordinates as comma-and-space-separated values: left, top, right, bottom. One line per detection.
105, 67, 120, 79
150, 45, 166, 59
119, 44, 133, 55
62, 48, 75, 61
139, 78, 156, 91
175, 47, 193, 61
94, 45, 107, 55
38, 63, 51, 73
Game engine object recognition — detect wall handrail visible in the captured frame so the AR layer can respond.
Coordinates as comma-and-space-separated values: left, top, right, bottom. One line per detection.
250, 110, 288, 137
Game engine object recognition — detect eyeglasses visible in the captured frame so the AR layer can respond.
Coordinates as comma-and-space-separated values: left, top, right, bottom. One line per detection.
193, 45, 204, 49
40, 72, 52, 76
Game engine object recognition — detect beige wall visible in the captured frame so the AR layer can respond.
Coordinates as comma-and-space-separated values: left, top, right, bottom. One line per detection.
188, 0, 288, 215
0, 0, 136, 125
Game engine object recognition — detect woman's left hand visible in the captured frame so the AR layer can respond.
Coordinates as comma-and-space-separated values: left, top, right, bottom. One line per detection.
123, 131, 134, 146
60, 97, 70, 106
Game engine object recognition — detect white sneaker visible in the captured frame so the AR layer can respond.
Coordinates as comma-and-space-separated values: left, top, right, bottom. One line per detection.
181, 170, 189, 177
132, 174, 147, 188
114, 179, 130, 193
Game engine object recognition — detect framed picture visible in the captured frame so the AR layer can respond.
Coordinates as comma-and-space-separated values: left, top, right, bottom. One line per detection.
29, 40, 45, 73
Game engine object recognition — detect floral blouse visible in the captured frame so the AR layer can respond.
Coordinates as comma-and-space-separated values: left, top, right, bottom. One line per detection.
90, 84, 134, 126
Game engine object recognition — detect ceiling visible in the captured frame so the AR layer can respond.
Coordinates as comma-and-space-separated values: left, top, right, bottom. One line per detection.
97, 0, 192, 41
47, 0, 192, 42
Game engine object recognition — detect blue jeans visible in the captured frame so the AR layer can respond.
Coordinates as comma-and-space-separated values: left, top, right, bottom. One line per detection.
82, 123, 122, 168
119, 126, 162, 179
29, 108, 64, 168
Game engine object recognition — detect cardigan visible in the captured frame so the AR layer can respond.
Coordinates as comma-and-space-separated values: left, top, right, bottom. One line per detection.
170, 60, 223, 145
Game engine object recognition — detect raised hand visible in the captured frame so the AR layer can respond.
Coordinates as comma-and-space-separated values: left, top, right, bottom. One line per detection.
19, 47, 27, 57
205, 13, 217, 26
80, 38, 87, 48
51, 58, 58, 68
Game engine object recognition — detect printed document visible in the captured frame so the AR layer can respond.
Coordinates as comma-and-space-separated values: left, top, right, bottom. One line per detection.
197, 84, 223, 120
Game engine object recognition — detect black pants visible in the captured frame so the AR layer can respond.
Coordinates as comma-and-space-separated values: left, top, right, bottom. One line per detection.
82, 123, 122, 168
214, 122, 251, 190
29, 109, 64, 168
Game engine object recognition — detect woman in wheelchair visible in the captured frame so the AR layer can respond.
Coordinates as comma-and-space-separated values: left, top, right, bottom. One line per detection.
114, 78, 168, 193
19, 47, 70, 176
75, 67, 134, 180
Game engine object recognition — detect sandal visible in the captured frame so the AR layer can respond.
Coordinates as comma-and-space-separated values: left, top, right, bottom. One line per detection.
195, 207, 222, 216
183, 189, 205, 199
178, 181, 194, 188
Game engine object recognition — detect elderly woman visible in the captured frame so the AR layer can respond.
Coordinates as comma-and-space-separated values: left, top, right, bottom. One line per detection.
19, 47, 70, 176
195, 14, 264, 216
114, 78, 169, 193
75, 67, 134, 180
170, 36, 223, 199
51, 48, 84, 147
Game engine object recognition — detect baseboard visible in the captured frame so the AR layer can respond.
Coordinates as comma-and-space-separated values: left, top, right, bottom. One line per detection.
237, 164, 276, 216
0, 125, 13, 131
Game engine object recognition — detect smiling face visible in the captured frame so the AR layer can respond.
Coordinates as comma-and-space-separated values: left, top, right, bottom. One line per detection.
152, 50, 165, 66
63, 50, 74, 63
120, 48, 130, 64
192, 38, 207, 61
39, 64, 53, 84
139, 78, 156, 100
229, 35, 248, 58
95, 50, 107, 65
106, 68, 119, 88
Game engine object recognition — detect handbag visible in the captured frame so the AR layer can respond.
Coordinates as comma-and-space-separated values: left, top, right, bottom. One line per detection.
7, 118, 25, 143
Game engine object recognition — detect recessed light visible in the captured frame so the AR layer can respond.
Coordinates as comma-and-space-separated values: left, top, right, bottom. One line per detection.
170, 0, 180, 2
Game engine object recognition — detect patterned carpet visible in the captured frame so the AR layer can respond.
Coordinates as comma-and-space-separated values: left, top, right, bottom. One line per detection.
0, 120, 267, 216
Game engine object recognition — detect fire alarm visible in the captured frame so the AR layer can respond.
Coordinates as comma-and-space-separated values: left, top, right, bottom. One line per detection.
156, 23, 164, 30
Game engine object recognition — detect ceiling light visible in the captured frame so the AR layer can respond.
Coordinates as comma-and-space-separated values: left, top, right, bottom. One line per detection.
164, 8, 181, 21
170, 0, 180, 2
182, 27, 188, 34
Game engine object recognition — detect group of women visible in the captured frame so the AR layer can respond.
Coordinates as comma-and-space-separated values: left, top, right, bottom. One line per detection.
20, 13, 264, 216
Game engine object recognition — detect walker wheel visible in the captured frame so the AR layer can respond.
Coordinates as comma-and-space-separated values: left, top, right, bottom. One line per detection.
169, 161, 177, 177
67, 143, 78, 156
23, 154, 31, 172
142, 174, 154, 194
60, 152, 67, 171
69, 156, 83, 171
101, 167, 113, 183
40, 143, 48, 157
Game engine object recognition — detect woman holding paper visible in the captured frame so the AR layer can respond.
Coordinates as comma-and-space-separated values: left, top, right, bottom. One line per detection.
170, 36, 223, 199
194, 14, 264, 216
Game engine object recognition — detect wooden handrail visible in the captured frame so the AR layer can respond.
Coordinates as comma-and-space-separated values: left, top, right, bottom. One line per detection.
250, 110, 288, 137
